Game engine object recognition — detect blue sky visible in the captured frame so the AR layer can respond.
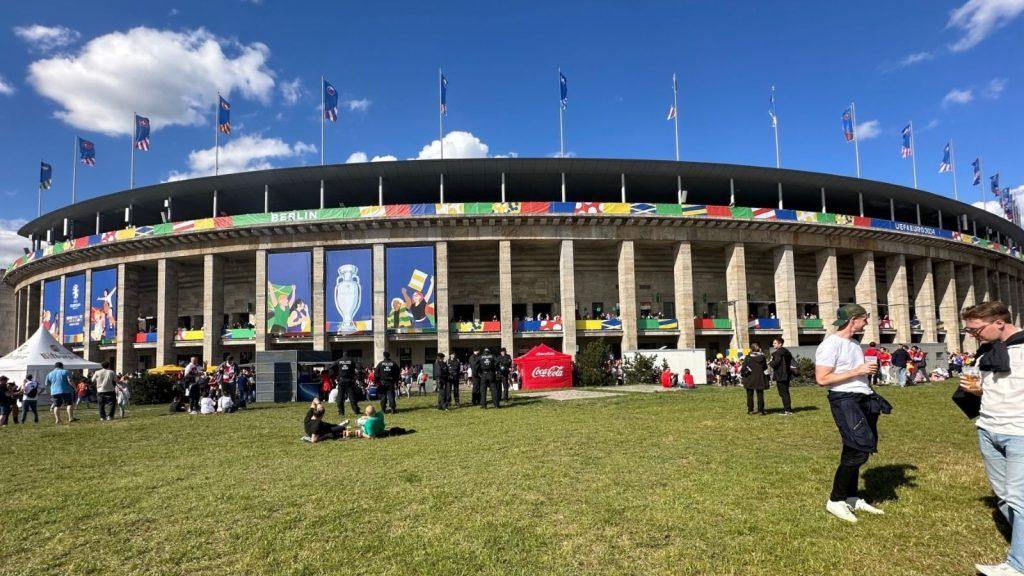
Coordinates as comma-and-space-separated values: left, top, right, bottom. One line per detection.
0, 0, 1021, 259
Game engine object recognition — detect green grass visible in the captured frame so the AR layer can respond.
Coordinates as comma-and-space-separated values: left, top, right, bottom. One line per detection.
0, 382, 1007, 575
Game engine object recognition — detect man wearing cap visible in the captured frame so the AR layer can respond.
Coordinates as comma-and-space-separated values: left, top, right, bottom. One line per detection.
815, 303, 890, 523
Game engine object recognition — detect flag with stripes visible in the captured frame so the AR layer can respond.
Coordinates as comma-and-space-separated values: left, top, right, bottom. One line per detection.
78, 138, 96, 166
630, 203, 656, 214
217, 96, 231, 135
440, 74, 448, 116
900, 124, 912, 158
938, 143, 952, 173
666, 105, 676, 120
841, 108, 855, 142
134, 225, 154, 237
992, 173, 1000, 196
408, 269, 428, 292
323, 80, 338, 122
559, 72, 567, 110
769, 87, 778, 128
134, 115, 151, 151
972, 158, 982, 185
40, 162, 52, 190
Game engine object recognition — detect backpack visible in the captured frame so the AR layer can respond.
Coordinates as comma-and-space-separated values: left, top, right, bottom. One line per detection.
25, 382, 38, 399
789, 362, 800, 378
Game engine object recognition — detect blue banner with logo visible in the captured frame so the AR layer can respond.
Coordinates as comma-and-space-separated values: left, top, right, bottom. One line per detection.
325, 248, 373, 334
42, 278, 61, 340
385, 246, 436, 332
266, 252, 312, 336
62, 274, 86, 344
90, 268, 118, 343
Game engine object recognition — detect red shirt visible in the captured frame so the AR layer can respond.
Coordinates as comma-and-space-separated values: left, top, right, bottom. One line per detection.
864, 347, 878, 358
683, 374, 695, 388
660, 370, 673, 388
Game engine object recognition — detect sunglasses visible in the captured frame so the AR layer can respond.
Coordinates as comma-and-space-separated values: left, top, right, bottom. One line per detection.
964, 323, 992, 336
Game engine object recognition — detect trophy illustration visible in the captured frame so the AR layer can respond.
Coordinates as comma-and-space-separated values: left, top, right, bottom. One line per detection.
333, 264, 361, 333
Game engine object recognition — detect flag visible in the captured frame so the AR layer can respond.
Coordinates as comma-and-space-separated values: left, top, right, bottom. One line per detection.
559, 72, 567, 110
440, 74, 448, 116
668, 74, 678, 120
992, 173, 1000, 196
218, 96, 231, 135
323, 80, 338, 122
78, 138, 96, 166
666, 105, 676, 120
972, 158, 982, 185
938, 143, 952, 172
134, 115, 150, 151
768, 87, 777, 128
408, 269, 428, 292
40, 162, 52, 190
842, 108, 855, 142
900, 124, 912, 158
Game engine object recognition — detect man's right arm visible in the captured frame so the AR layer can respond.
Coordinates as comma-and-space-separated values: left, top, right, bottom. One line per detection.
815, 363, 871, 387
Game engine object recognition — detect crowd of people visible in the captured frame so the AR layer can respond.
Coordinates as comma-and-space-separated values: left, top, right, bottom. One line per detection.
167, 355, 252, 415
0, 361, 131, 426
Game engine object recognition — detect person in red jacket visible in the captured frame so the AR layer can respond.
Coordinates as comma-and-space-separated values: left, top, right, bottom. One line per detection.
660, 368, 673, 388
682, 369, 695, 389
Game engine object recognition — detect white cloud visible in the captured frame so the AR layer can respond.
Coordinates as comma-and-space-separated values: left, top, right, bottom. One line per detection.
901, 51, 934, 65
415, 131, 489, 160
973, 185, 1024, 220
346, 152, 368, 163
942, 88, 974, 106
27, 27, 276, 136
854, 120, 881, 141
985, 77, 1008, 98
947, 0, 1024, 52
345, 99, 371, 112
0, 218, 31, 266
168, 8, 179, 16
923, 118, 940, 131
549, 151, 577, 158
371, 155, 397, 162
166, 135, 315, 181
13, 24, 80, 52
0, 75, 13, 96
280, 78, 302, 105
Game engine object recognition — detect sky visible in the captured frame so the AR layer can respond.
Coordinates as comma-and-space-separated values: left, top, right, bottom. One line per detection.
0, 0, 1022, 262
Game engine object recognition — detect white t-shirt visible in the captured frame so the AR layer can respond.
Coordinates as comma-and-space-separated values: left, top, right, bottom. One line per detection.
327, 388, 339, 403
200, 397, 216, 414
815, 334, 872, 394
217, 395, 234, 413
977, 345, 1024, 435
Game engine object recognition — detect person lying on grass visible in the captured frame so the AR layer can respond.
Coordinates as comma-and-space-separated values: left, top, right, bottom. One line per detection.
303, 399, 349, 443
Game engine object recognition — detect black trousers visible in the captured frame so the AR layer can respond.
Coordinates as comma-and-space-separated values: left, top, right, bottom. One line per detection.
470, 377, 481, 405
480, 375, 500, 408
450, 378, 461, 405
500, 374, 510, 401
437, 380, 450, 409
336, 381, 359, 415
189, 394, 200, 413
745, 388, 765, 413
98, 391, 117, 419
379, 385, 397, 412
829, 412, 879, 502
775, 381, 792, 412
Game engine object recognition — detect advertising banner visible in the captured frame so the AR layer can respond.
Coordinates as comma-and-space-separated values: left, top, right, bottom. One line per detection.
42, 279, 61, 339
90, 268, 118, 343
62, 274, 86, 344
267, 251, 312, 337
385, 246, 435, 332
514, 344, 573, 390
325, 248, 373, 334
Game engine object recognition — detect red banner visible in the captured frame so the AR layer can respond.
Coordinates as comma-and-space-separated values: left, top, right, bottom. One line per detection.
514, 344, 573, 390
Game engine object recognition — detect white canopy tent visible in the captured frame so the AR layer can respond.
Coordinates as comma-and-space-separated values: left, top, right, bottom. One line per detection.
0, 326, 102, 386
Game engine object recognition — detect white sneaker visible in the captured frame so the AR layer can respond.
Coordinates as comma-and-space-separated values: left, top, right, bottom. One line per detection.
825, 500, 857, 523
975, 562, 1024, 576
846, 498, 884, 515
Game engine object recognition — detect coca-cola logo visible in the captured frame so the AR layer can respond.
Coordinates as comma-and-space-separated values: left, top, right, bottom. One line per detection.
531, 366, 565, 378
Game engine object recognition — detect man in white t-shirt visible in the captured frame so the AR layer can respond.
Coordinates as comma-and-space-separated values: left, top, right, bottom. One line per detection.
815, 303, 890, 524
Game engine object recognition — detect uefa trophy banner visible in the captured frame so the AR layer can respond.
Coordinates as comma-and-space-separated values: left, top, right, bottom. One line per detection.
325, 248, 373, 334
62, 274, 86, 344
42, 278, 62, 340
90, 268, 118, 343
266, 251, 313, 337
385, 246, 436, 332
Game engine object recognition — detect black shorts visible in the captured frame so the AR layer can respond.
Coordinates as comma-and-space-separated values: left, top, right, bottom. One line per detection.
51, 393, 73, 407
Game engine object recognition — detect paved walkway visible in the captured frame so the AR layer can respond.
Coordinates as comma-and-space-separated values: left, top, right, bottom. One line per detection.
613, 385, 685, 393
516, 389, 623, 401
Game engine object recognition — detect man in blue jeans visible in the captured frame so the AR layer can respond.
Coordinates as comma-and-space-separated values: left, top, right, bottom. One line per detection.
890, 344, 910, 387
962, 301, 1024, 576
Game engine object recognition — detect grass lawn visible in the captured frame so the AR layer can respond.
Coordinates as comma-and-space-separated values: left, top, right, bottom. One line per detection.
0, 382, 1008, 575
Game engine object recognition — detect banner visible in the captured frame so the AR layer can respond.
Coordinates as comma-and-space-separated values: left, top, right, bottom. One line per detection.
90, 268, 118, 343
385, 246, 436, 332
42, 278, 61, 339
62, 274, 86, 344
514, 344, 573, 389
266, 252, 312, 336
325, 248, 373, 334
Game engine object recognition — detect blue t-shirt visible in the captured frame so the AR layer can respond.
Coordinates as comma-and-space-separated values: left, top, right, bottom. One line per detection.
46, 369, 73, 395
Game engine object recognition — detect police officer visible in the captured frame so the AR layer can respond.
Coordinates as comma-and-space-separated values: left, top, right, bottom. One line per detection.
374, 351, 400, 414
497, 348, 513, 402
447, 353, 462, 407
335, 351, 360, 416
434, 353, 449, 410
469, 348, 482, 405
478, 347, 500, 409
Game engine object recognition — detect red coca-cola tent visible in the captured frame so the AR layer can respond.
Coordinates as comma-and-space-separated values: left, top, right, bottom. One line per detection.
514, 344, 573, 390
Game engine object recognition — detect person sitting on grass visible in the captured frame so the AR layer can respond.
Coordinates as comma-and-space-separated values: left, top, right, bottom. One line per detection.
347, 404, 386, 439
217, 391, 236, 414
199, 391, 216, 415
682, 368, 695, 389
303, 399, 349, 443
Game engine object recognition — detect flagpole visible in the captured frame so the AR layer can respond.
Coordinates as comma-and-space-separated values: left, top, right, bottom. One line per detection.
214, 94, 220, 176
439, 68, 444, 160
130, 112, 136, 190
850, 101, 861, 178
71, 136, 78, 205
949, 138, 959, 201
558, 67, 564, 158
909, 120, 918, 189
978, 156, 985, 210
672, 74, 680, 162
771, 86, 780, 168
38, 158, 42, 218
321, 76, 325, 166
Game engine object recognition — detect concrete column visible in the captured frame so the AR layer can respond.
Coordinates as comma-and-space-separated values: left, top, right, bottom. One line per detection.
618, 240, 639, 352
254, 250, 267, 352
957, 265, 977, 354
82, 269, 93, 363
990, 270, 1002, 301
773, 244, 799, 345
559, 240, 577, 358
58, 275, 66, 343
202, 254, 224, 365
975, 267, 991, 303
312, 247, 326, 351
815, 248, 840, 334
28, 282, 40, 338
14, 288, 23, 347
372, 244, 386, 364
935, 261, 960, 353
886, 254, 912, 344
725, 243, 749, 350
156, 259, 179, 366
23, 283, 34, 342
435, 242, 450, 356
911, 258, 938, 342
673, 241, 696, 348
853, 252, 880, 343
498, 240, 514, 354
115, 264, 139, 374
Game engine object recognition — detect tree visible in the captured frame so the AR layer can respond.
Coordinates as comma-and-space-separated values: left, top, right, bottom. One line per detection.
575, 339, 612, 387
623, 353, 660, 386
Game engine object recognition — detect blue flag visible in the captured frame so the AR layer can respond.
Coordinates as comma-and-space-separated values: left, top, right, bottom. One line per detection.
991, 173, 1000, 196
218, 96, 231, 135
938, 143, 952, 173
900, 125, 912, 158
78, 138, 96, 166
559, 72, 567, 110
134, 115, 150, 151
440, 74, 448, 116
324, 80, 338, 122
40, 162, 52, 190
842, 108, 854, 142
972, 158, 982, 185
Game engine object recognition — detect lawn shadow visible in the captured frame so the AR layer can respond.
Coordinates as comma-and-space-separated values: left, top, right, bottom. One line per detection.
861, 463, 918, 502
762, 406, 819, 415
385, 397, 543, 414
979, 495, 1013, 543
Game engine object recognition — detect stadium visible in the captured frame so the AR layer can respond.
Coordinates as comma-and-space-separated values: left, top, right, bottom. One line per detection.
3, 157, 1023, 375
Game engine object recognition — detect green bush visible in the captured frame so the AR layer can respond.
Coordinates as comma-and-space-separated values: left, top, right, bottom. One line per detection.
623, 353, 660, 386
575, 339, 612, 387
127, 374, 179, 405
792, 356, 817, 387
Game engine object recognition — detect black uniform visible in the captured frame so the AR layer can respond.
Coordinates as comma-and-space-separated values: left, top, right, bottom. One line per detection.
497, 352, 513, 401
434, 357, 449, 410
375, 356, 401, 414
469, 352, 482, 405
478, 350, 500, 409
447, 356, 462, 407
335, 356, 360, 415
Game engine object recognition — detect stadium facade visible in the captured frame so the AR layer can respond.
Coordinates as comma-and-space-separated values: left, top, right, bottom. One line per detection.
4, 158, 1024, 372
